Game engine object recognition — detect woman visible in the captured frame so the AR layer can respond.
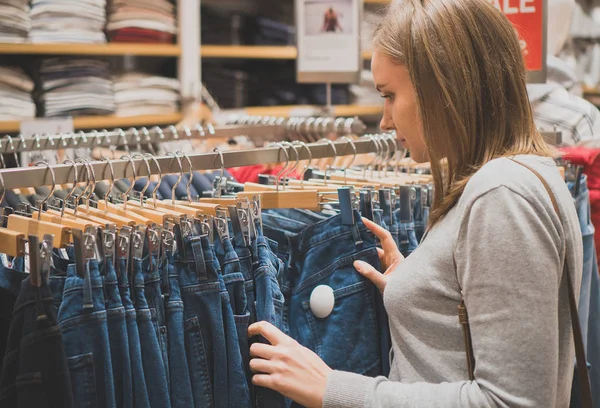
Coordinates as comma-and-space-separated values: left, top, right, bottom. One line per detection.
322, 7, 342, 32
248, 0, 583, 407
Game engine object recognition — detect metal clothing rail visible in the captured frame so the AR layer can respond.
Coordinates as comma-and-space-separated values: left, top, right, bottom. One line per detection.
0, 136, 391, 190
0, 116, 367, 154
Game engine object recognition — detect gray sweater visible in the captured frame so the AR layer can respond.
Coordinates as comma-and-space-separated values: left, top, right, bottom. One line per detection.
323, 155, 583, 408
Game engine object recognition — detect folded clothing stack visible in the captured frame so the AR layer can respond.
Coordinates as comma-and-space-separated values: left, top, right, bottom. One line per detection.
202, 64, 249, 109
29, 0, 107, 43
36, 58, 115, 117
107, 0, 177, 43
0, 0, 30, 43
113, 73, 180, 116
0, 66, 35, 120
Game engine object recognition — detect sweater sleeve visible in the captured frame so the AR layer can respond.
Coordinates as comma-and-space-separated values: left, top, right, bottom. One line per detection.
322, 186, 564, 408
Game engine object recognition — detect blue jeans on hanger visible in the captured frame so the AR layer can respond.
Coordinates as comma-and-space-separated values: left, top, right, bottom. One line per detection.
142, 252, 170, 387
251, 229, 287, 408
0, 261, 27, 375
0, 275, 74, 408
58, 260, 116, 408
117, 257, 151, 408
176, 235, 228, 408
221, 236, 253, 406
102, 257, 133, 408
162, 250, 194, 408
131, 257, 172, 408
283, 211, 389, 378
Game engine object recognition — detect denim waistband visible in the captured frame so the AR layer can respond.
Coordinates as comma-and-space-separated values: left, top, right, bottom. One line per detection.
176, 234, 222, 285
0, 262, 28, 297
296, 210, 368, 254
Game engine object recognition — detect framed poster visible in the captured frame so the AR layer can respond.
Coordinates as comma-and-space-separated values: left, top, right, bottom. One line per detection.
490, 0, 548, 83
296, 0, 362, 84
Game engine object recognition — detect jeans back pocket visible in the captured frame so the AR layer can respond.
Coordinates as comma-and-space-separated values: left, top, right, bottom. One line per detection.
302, 280, 381, 376
67, 353, 98, 408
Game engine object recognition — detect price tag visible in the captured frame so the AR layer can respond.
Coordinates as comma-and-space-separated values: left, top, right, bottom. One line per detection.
296, 0, 362, 84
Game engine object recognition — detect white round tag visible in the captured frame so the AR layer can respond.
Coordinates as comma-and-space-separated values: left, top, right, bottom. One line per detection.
309, 285, 335, 319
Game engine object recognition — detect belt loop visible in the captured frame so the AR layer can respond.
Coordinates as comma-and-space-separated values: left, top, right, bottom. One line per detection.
83, 260, 94, 309
351, 223, 363, 246
34, 286, 48, 321
192, 239, 207, 281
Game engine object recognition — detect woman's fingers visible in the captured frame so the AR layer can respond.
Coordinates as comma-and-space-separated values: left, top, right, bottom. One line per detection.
248, 321, 289, 346
250, 342, 276, 359
362, 217, 399, 253
354, 260, 387, 293
249, 357, 276, 374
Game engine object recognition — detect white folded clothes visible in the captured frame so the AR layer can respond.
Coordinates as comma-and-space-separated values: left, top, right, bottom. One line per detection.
114, 74, 180, 91
29, 32, 107, 43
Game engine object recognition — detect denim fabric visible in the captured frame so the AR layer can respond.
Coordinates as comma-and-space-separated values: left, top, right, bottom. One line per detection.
279, 211, 389, 378
263, 208, 328, 225
117, 258, 151, 408
142, 253, 169, 386
131, 257, 171, 408
0, 262, 27, 375
102, 259, 133, 408
252, 230, 287, 408
398, 221, 419, 257
0, 276, 74, 408
417, 207, 430, 243
176, 235, 227, 408
58, 260, 116, 408
235, 244, 257, 323
49, 249, 72, 309
413, 189, 428, 244
221, 237, 253, 407
162, 250, 194, 408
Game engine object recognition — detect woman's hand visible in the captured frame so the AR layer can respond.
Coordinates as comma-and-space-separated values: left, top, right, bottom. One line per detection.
354, 217, 404, 293
248, 321, 332, 408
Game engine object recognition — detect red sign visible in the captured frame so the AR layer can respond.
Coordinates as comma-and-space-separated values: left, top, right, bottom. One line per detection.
488, 0, 545, 72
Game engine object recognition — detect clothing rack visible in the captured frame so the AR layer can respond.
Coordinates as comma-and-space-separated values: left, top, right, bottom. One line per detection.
0, 116, 367, 154
0, 134, 393, 190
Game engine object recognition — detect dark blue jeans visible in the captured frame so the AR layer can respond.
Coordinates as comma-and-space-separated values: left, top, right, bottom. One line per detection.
221, 237, 253, 407
392, 208, 419, 257
142, 253, 170, 387
0, 262, 27, 375
163, 251, 194, 408
117, 258, 151, 408
58, 260, 116, 408
281, 212, 389, 377
102, 258, 133, 408
252, 231, 287, 408
0, 275, 74, 408
176, 235, 227, 407
131, 257, 171, 408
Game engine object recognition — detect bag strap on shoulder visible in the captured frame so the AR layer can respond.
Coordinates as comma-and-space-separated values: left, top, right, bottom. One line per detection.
459, 158, 593, 407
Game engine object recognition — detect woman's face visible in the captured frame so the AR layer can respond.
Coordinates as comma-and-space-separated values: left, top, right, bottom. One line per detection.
372, 51, 428, 163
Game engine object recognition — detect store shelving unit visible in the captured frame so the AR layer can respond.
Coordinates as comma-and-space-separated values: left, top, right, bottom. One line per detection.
0, 113, 183, 133
0, 43, 181, 57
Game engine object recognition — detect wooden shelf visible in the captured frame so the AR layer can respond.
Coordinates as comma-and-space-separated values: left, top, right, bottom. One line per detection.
0, 113, 183, 133
201, 45, 373, 60
202, 45, 297, 59
231, 104, 383, 118
0, 43, 181, 57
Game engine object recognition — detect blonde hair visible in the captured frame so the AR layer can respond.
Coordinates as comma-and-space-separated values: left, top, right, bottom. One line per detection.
373, 0, 553, 227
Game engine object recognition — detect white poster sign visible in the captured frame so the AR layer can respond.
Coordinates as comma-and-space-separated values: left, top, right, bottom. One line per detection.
296, 0, 362, 83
